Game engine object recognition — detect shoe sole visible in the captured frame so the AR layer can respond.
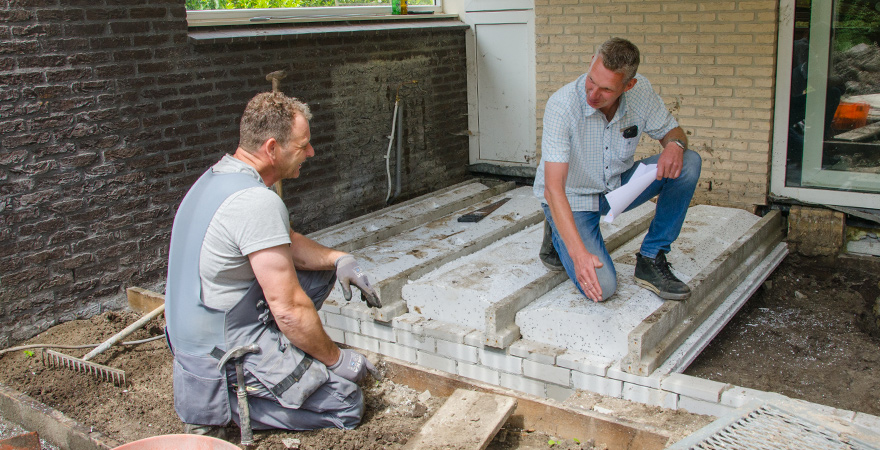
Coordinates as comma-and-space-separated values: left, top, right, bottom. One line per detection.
633, 277, 691, 301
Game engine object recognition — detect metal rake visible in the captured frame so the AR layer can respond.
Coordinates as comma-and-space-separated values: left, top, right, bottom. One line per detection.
41, 349, 127, 386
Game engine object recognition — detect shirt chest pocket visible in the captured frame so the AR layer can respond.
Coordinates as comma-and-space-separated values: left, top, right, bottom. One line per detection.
617, 135, 639, 161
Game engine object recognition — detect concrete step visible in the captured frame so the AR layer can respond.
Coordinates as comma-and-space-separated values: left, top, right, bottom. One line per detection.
401, 202, 655, 349
310, 179, 515, 253
516, 206, 785, 375
315, 185, 544, 322
312, 181, 786, 395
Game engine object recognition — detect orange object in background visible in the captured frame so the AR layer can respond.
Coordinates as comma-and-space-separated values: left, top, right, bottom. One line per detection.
832, 102, 870, 130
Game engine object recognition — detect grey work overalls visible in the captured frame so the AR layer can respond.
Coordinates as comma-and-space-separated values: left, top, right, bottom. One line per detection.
165, 168, 363, 430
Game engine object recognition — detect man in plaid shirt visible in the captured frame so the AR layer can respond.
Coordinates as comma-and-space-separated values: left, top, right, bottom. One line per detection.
533, 38, 701, 302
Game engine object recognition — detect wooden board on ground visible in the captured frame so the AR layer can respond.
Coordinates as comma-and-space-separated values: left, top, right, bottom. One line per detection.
403, 389, 516, 450
125, 287, 164, 314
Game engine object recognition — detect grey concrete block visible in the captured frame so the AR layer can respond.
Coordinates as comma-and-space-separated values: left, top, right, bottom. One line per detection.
508, 339, 566, 365
499, 373, 546, 398
418, 351, 457, 374
523, 359, 570, 387
395, 329, 436, 352
677, 396, 734, 417
325, 312, 360, 333
606, 366, 662, 389
457, 361, 500, 385
661, 374, 728, 403
379, 340, 417, 364
571, 372, 623, 398
479, 347, 523, 375
423, 319, 473, 344
556, 351, 611, 377
361, 320, 395, 342
436, 340, 479, 364
345, 332, 379, 353
324, 327, 345, 344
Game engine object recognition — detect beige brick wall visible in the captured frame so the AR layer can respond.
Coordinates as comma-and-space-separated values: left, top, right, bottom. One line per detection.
535, 0, 778, 211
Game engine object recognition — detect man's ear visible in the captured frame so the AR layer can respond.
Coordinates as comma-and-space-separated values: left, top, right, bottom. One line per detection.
623, 77, 638, 92
261, 138, 278, 161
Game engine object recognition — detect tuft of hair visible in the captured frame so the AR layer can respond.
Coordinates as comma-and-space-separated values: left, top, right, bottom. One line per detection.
238, 92, 312, 153
597, 37, 640, 82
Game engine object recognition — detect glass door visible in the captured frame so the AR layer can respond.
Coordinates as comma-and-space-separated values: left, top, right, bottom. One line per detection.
772, 0, 880, 207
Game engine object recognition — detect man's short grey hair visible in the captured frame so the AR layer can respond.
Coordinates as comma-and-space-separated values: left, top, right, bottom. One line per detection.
597, 37, 640, 82
238, 91, 312, 153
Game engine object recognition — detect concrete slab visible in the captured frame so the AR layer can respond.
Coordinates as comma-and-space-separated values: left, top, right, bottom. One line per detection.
401, 202, 655, 348
402, 389, 516, 450
321, 186, 544, 322
310, 179, 514, 252
623, 210, 784, 375
515, 206, 782, 370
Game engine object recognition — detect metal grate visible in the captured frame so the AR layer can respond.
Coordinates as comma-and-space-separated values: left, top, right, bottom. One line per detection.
686, 405, 876, 450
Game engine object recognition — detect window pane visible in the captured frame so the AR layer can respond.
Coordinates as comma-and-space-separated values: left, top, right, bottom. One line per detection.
786, 0, 880, 193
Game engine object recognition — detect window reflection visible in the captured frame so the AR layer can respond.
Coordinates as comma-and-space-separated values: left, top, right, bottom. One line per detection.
786, 0, 880, 192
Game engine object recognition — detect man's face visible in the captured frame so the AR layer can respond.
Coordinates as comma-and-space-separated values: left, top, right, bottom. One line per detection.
584, 55, 636, 112
276, 114, 314, 179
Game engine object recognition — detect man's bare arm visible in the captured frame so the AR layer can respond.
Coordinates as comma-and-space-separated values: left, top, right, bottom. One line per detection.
288, 231, 347, 271
248, 244, 340, 366
656, 127, 688, 180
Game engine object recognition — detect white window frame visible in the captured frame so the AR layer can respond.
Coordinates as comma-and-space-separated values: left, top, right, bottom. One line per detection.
187, 2, 443, 27
770, 0, 880, 208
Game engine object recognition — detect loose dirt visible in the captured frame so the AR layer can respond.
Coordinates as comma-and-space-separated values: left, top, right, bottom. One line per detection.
686, 253, 880, 417
0, 253, 877, 448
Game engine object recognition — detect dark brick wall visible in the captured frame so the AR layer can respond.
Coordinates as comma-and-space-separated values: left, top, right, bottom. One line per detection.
0, 0, 470, 344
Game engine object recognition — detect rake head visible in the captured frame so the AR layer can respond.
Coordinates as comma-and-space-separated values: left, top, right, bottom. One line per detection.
41, 349, 127, 386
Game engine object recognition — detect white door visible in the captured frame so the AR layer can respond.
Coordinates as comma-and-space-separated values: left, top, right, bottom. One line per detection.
463, 2, 536, 167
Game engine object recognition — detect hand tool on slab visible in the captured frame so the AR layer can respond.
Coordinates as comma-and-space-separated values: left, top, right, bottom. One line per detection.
41, 304, 165, 386
457, 197, 510, 223
217, 344, 261, 447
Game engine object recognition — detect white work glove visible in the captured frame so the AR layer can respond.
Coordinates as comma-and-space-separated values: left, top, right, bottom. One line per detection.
328, 349, 377, 383
335, 255, 381, 308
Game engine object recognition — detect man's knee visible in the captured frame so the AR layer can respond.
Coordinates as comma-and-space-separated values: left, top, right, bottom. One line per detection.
598, 269, 618, 301
681, 149, 702, 182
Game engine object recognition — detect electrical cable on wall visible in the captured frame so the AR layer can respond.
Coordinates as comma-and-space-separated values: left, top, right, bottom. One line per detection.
385, 80, 418, 203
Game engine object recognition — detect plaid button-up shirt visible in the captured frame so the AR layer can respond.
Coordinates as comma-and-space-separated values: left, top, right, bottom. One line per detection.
533, 73, 678, 211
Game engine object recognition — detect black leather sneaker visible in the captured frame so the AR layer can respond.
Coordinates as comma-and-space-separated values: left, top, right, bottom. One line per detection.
633, 251, 691, 300
539, 220, 564, 271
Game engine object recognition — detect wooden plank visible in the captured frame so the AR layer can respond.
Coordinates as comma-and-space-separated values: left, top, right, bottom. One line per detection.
833, 121, 880, 141
383, 355, 671, 450
403, 389, 516, 450
125, 287, 164, 314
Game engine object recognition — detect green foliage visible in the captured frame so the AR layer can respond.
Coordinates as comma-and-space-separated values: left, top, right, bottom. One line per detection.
832, 0, 880, 51
548, 440, 558, 447
187, 0, 431, 10
22, 350, 35, 358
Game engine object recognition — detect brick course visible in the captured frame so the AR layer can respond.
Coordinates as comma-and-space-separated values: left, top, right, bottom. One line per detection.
535, 0, 778, 212
0, 1, 470, 344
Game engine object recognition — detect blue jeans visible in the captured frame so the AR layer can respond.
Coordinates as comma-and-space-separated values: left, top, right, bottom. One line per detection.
543, 149, 701, 300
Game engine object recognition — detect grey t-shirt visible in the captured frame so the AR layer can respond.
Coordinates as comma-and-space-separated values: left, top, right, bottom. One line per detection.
199, 155, 291, 309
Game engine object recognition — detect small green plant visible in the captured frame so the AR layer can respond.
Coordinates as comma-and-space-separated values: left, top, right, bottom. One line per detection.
573, 438, 581, 444
548, 439, 558, 447
22, 350, 35, 358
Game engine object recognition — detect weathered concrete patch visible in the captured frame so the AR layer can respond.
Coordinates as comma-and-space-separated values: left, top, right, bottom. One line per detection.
310, 179, 514, 252
515, 206, 769, 365
321, 186, 544, 322
401, 202, 655, 348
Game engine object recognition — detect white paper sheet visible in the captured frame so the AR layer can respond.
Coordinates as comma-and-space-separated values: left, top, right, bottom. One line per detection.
603, 163, 657, 223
